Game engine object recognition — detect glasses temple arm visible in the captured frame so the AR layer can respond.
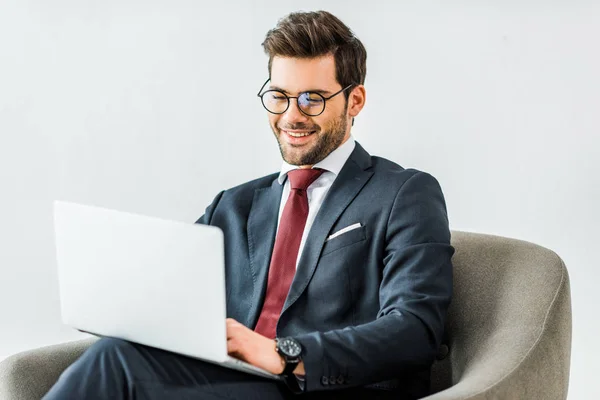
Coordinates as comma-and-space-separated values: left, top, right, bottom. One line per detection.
257, 78, 271, 97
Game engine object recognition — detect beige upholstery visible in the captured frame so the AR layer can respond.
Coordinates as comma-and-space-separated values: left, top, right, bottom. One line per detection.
0, 231, 571, 399
0, 337, 98, 400
427, 232, 571, 399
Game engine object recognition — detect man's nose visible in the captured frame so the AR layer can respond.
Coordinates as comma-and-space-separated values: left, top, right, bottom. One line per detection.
282, 99, 310, 124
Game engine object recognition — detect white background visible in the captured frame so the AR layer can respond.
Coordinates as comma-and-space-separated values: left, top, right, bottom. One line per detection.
0, 0, 597, 398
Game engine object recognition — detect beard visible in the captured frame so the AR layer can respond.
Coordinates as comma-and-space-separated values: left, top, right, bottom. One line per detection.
272, 108, 349, 166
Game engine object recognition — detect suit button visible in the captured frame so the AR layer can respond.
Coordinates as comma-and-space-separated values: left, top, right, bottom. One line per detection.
337, 376, 345, 384
436, 344, 449, 360
329, 376, 337, 385
321, 376, 329, 386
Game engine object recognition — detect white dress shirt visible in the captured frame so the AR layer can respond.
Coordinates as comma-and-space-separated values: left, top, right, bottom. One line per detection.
276, 136, 356, 269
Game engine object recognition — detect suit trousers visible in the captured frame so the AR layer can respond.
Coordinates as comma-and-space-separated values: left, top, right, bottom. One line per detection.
42, 337, 399, 400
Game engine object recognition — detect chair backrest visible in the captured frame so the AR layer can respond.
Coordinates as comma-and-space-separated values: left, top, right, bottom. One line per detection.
429, 231, 571, 399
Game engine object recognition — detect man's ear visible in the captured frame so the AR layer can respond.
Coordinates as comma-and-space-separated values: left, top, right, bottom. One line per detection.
348, 85, 366, 119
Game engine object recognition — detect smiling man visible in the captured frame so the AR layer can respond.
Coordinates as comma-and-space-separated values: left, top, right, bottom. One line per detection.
44, 10, 454, 400
262, 54, 360, 167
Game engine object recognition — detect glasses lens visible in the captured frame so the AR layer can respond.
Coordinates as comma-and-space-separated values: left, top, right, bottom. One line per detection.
261, 90, 289, 114
298, 92, 325, 116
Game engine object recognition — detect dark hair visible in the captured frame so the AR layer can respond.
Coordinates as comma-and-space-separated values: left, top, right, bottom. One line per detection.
262, 11, 367, 99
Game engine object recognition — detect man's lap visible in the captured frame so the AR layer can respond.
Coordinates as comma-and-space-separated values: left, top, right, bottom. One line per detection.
44, 337, 289, 399
44, 337, 399, 400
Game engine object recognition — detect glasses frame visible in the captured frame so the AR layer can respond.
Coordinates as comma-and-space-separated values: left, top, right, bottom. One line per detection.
256, 78, 355, 117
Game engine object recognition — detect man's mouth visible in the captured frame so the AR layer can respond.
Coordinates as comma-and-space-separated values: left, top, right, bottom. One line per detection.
283, 130, 315, 138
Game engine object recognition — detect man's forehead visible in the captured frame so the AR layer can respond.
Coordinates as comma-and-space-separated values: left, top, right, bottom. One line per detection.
270, 55, 338, 93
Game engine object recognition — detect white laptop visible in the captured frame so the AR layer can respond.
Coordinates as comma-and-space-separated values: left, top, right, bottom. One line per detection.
53, 200, 280, 380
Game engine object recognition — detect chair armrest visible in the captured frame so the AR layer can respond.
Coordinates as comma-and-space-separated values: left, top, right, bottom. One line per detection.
0, 338, 97, 400
423, 257, 571, 400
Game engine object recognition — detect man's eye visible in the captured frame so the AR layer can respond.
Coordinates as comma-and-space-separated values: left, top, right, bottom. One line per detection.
303, 93, 323, 103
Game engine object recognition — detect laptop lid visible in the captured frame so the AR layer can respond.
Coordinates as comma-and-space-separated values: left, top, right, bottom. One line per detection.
53, 200, 229, 363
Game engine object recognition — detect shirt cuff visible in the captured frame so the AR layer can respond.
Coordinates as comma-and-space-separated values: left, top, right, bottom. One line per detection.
295, 374, 306, 392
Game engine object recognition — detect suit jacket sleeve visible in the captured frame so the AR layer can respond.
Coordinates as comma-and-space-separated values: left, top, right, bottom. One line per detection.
291, 171, 454, 391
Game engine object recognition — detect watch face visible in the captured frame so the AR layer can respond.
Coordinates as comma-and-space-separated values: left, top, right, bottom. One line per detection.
279, 338, 302, 357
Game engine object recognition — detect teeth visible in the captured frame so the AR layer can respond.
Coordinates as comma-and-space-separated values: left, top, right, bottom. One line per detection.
286, 131, 312, 137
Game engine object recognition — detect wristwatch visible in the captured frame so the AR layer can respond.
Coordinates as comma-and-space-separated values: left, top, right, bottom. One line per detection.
275, 337, 303, 392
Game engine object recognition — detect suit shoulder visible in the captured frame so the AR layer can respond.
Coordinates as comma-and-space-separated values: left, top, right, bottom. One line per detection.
369, 156, 440, 188
222, 172, 279, 196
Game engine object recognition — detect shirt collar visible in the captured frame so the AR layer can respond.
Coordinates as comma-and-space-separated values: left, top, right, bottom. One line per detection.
277, 136, 356, 185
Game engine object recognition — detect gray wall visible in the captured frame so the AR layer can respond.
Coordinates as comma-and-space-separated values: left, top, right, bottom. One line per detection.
1, 1, 597, 398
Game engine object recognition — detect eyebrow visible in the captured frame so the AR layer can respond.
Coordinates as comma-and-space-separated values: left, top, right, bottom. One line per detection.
269, 85, 332, 96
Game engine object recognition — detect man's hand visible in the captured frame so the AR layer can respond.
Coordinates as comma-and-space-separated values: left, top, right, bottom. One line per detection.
226, 318, 305, 376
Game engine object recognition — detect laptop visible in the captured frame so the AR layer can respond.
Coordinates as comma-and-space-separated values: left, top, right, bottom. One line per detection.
53, 200, 280, 380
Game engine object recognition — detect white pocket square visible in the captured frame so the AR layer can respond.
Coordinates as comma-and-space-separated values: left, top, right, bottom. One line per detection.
326, 223, 362, 241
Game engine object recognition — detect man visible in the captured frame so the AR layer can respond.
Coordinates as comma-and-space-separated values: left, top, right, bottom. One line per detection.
44, 10, 453, 400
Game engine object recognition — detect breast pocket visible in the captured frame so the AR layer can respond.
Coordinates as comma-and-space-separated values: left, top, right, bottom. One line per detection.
321, 225, 367, 256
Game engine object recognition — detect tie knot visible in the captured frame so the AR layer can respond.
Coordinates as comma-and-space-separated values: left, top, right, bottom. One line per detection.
287, 168, 324, 191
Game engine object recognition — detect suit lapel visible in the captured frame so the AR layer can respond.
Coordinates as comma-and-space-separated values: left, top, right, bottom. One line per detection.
246, 178, 283, 327
281, 143, 374, 314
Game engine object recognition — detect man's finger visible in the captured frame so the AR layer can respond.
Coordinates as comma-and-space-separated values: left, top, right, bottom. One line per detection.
227, 336, 238, 353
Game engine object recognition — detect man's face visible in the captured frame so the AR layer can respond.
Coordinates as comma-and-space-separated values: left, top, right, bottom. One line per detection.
267, 55, 351, 167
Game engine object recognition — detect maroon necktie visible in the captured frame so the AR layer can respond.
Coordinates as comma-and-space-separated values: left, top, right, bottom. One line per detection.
254, 168, 324, 339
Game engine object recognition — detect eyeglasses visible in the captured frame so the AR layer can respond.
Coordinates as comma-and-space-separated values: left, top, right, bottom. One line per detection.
256, 78, 355, 117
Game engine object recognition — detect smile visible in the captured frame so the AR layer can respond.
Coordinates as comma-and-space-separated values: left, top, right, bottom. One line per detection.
282, 130, 315, 138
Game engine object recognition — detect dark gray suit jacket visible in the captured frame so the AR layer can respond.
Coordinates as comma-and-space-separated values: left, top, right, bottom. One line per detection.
196, 142, 453, 398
